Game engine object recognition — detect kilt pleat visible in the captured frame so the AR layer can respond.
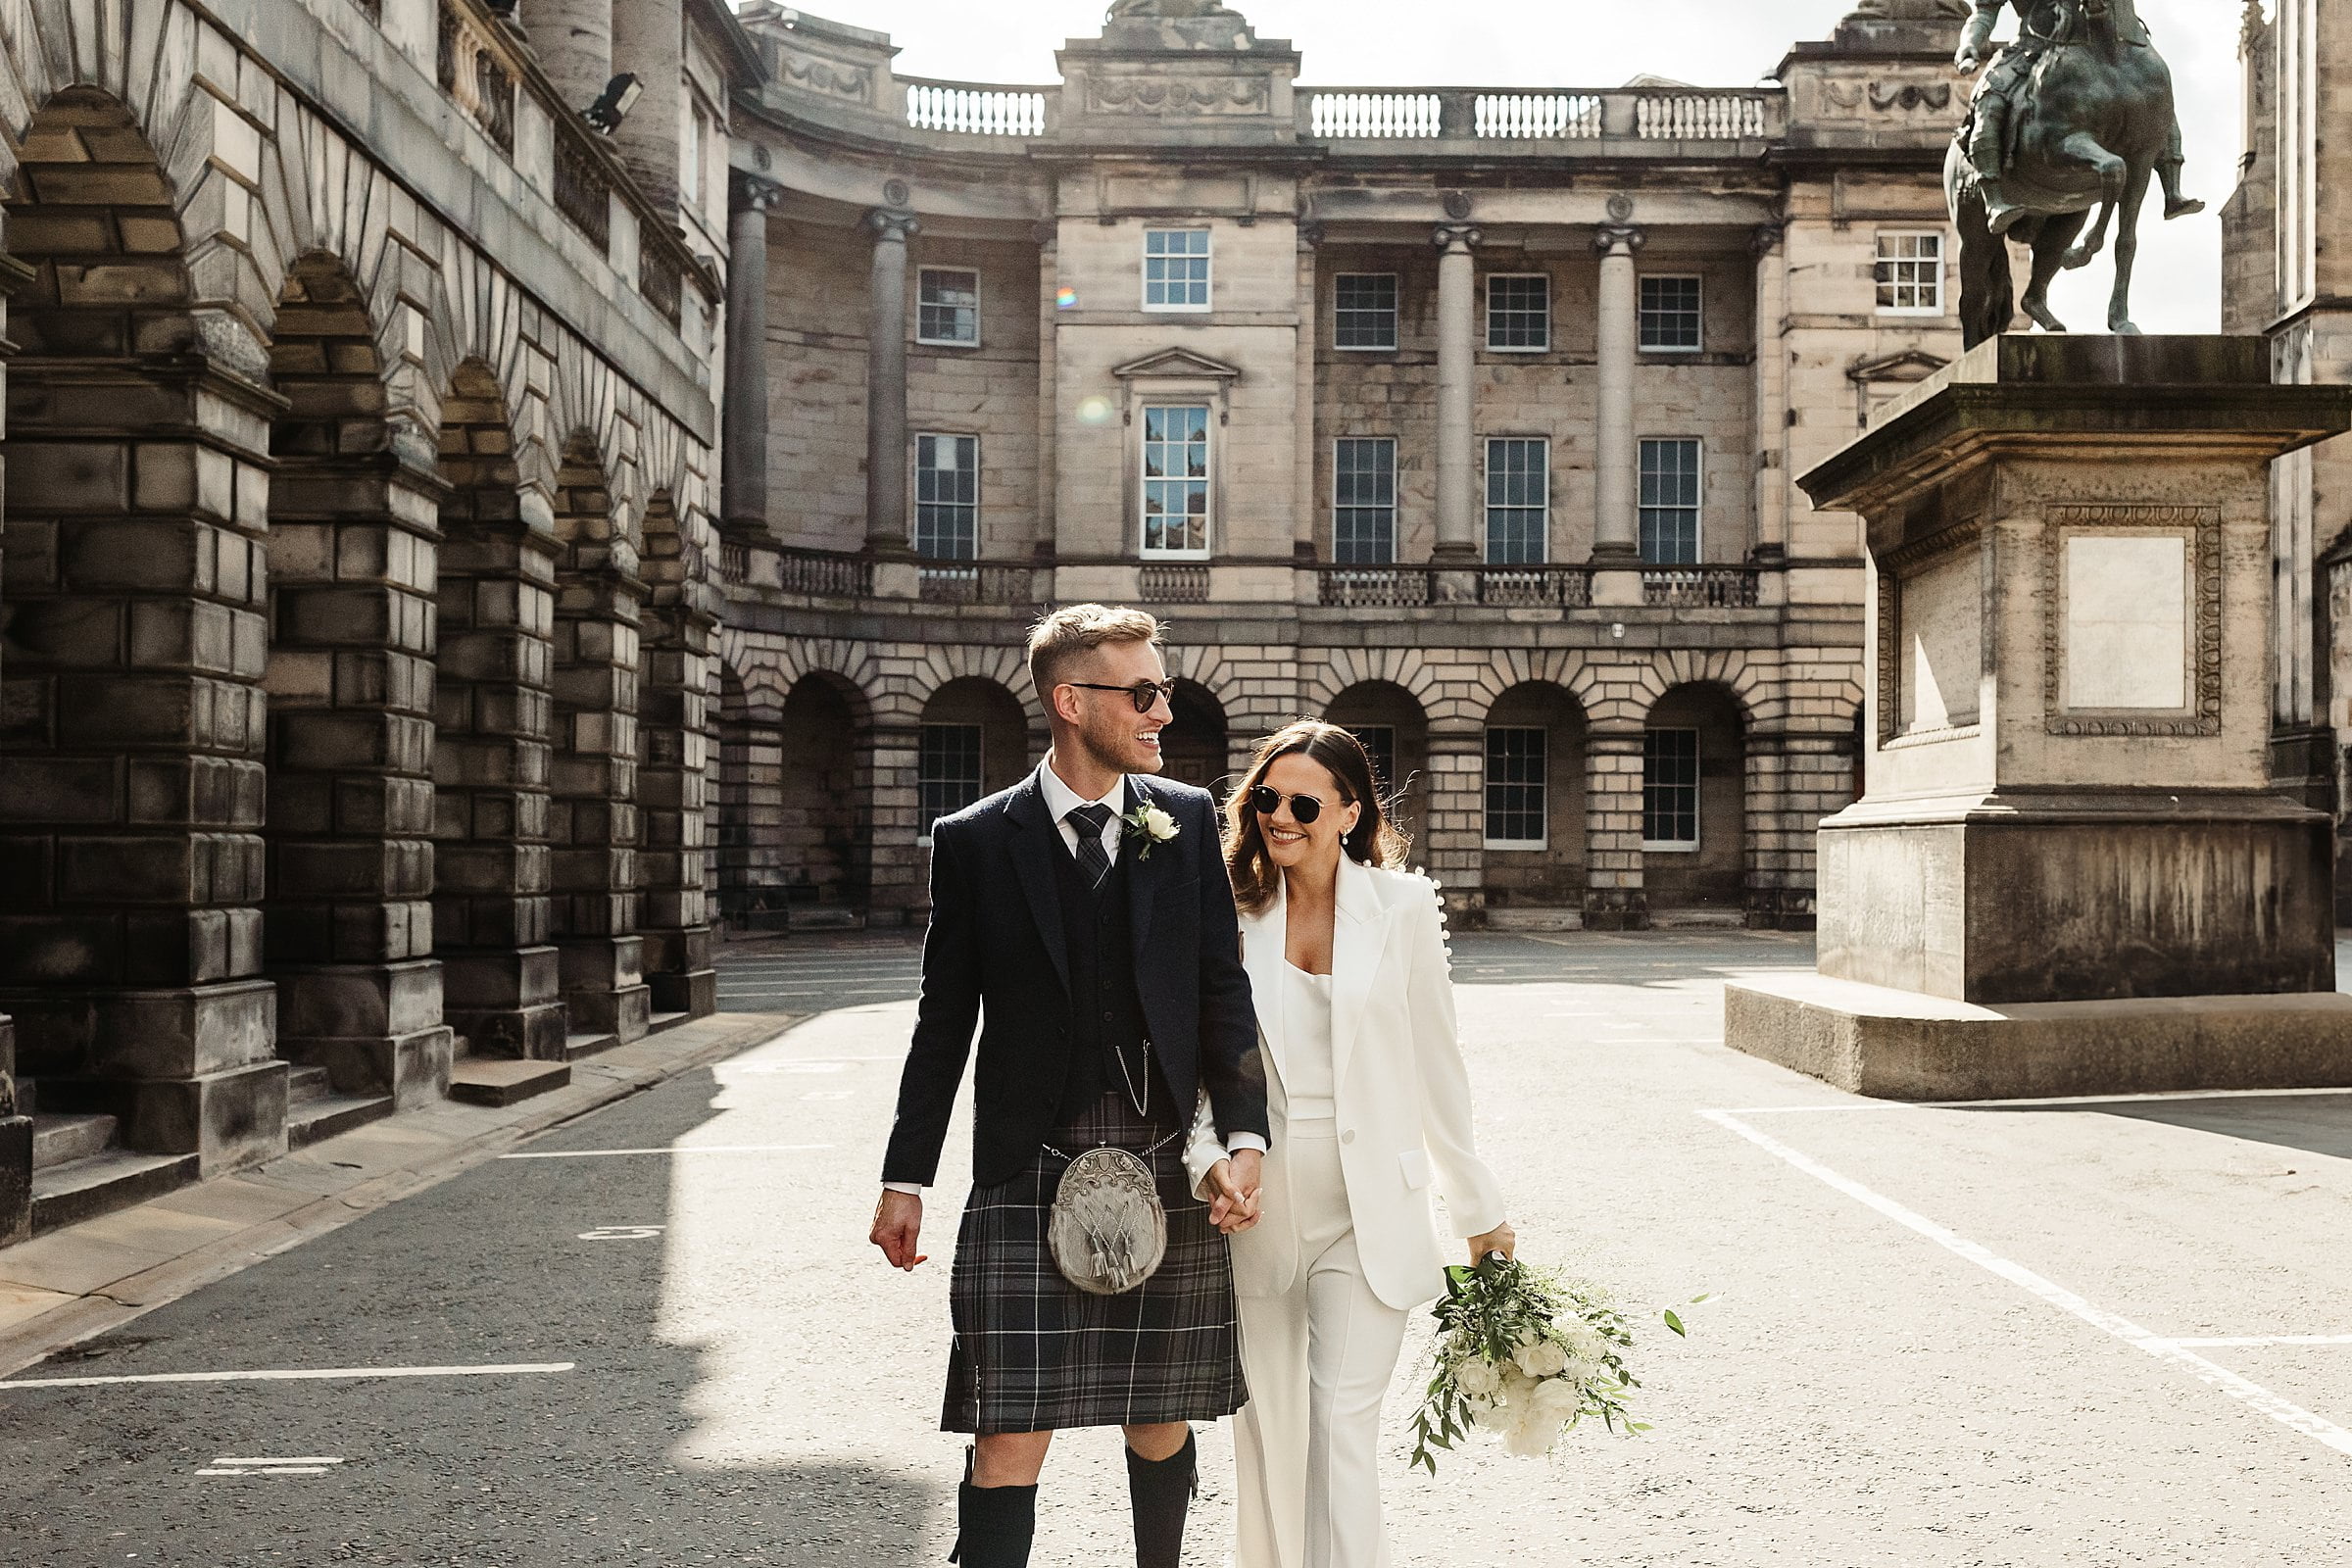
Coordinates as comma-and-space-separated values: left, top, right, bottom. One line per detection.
943, 1090, 1248, 1434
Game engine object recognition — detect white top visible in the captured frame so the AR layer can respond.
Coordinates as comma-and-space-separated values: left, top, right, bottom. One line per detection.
1037, 757, 1127, 864
1280, 961, 1337, 1121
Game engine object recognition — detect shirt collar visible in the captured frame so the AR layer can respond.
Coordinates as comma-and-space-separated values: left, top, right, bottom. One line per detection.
1039, 756, 1125, 823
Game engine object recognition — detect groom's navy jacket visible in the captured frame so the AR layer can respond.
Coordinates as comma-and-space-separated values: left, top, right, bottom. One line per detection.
882, 766, 1268, 1190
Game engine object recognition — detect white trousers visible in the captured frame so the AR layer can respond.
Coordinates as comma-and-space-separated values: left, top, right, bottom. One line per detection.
1231, 1120, 1411, 1568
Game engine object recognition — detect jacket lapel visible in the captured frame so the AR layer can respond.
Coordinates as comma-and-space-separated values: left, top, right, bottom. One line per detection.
1005, 767, 1069, 996
1240, 879, 1288, 1093
1328, 856, 1391, 1093
1124, 775, 1157, 961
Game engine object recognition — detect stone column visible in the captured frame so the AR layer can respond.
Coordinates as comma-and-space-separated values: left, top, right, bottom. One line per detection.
518, 0, 613, 119
721, 178, 781, 536
1592, 223, 1644, 566
1431, 222, 1482, 566
1422, 722, 1486, 921
636, 518, 719, 1017
0, 362, 289, 1172
1749, 221, 1789, 565
865, 209, 918, 563
264, 454, 454, 1107
1584, 726, 1648, 929
608, 0, 682, 214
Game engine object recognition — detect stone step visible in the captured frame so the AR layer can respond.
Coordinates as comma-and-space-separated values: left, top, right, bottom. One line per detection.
562, 1031, 619, 1061
286, 1091, 396, 1150
285, 1063, 333, 1105
792, 906, 863, 931
646, 1010, 691, 1037
1649, 909, 1748, 930
1484, 907, 1585, 933
31, 1149, 200, 1235
447, 1057, 571, 1107
30, 1113, 117, 1172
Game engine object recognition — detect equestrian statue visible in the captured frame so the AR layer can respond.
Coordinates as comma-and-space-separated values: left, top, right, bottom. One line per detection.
1946, 0, 2202, 348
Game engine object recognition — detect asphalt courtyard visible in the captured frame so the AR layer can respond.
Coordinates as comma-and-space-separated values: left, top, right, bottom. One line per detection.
4, 930, 2351, 1566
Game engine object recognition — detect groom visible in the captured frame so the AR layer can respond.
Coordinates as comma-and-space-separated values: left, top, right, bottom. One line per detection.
872, 603, 1269, 1567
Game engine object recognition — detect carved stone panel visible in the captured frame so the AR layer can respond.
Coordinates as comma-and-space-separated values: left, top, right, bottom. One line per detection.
2041, 505, 2223, 737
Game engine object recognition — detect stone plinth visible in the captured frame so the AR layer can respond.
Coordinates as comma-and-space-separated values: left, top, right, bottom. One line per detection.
1727, 336, 2352, 1099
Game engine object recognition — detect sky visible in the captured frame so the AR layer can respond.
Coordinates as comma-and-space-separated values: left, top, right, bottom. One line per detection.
798, 0, 2245, 332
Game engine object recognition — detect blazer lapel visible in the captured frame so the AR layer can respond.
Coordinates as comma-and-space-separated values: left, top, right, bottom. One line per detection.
1005, 767, 1070, 996
1240, 882, 1289, 1092
1124, 775, 1157, 961
1328, 856, 1391, 1093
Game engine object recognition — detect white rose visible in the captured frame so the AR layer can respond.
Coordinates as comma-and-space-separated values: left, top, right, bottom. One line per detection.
1453, 1357, 1502, 1398
1564, 1326, 1606, 1361
1141, 805, 1177, 841
1532, 1377, 1582, 1420
1513, 1339, 1570, 1379
1501, 1408, 1557, 1458
1500, 1368, 1539, 1408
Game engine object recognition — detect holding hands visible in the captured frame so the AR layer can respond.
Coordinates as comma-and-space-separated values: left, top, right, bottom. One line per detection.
1204, 1149, 1263, 1235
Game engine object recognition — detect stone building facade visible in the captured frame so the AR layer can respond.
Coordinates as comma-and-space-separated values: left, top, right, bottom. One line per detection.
713, 1, 1969, 936
2227, 0, 2352, 914
0, 0, 756, 1242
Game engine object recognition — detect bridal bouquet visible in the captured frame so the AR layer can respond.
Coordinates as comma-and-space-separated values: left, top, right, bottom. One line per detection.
1407, 1254, 1699, 1472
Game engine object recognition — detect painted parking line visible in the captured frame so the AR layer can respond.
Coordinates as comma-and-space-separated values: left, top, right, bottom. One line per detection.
0, 1361, 575, 1391
197, 1456, 346, 1477
1699, 1107, 2352, 1462
498, 1143, 834, 1159
2159, 1335, 2352, 1348
1711, 1085, 2352, 1115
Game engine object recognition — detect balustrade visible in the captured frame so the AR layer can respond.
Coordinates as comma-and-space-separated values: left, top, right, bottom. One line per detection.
1642, 567, 1759, 609
1139, 564, 1210, 604
1478, 566, 1593, 608
778, 547, 874, 599
1297, 86, 1777, 142
917, 564, 1043, 605
436, 2, 515, 154
1318, 566, 1434, 608
902, 79, 1054, 136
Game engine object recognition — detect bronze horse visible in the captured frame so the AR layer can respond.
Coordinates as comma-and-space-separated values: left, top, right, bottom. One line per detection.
1944, 0, 2200, 348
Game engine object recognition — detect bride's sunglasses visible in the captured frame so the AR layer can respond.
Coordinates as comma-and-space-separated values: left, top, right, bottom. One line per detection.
1247, 785, 1336, 825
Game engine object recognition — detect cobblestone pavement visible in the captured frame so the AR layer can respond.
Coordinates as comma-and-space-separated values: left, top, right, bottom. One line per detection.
4, 931, 2352, 1565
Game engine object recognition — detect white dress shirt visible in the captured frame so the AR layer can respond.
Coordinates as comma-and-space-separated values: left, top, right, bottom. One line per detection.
884, 758, 1260, 1195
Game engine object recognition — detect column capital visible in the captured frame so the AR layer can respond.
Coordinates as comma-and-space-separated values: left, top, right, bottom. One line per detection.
1431, 221, 1482, 254
729, 171, 788, 214
1749, 220, 1787, 258
866, 208, 920, 242
1593, 223, 1644, 257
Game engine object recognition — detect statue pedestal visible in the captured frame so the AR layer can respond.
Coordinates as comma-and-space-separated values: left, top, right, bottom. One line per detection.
1726, 336, 2352, 1098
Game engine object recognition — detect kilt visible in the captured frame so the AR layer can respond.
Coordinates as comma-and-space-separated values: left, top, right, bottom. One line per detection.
942, 1088, 1248, 1434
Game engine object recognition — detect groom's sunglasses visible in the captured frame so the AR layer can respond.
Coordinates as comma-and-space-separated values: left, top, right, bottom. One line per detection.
1247, 785, 1334, 825
1062, 679, 1177, 713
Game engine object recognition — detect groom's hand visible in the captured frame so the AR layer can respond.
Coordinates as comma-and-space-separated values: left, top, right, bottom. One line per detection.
871, 1189, 926, 1270
1207, 1150, 1263, 1234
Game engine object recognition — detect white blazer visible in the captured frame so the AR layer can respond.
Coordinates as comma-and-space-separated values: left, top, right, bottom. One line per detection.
1186, 857, 1505, 1311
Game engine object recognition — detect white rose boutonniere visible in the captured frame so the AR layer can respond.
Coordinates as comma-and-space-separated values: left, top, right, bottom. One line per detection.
1123, 802, 1180, 859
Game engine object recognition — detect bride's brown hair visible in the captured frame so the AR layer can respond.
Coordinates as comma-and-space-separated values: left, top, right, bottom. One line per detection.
1223, 720, 1410, 916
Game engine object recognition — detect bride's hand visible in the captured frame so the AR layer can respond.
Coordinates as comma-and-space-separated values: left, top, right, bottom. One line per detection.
1205, 1156, 1261, 1235
1467, 1222, 1516, 1264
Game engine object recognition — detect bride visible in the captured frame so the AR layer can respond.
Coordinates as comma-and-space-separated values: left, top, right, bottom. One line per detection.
1188, 720, 1513, 1568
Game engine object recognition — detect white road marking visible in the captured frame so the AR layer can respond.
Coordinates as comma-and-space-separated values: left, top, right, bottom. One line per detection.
577, 1225, 665, 1241
1, 1362, 574, 1391
197, 1456, 345, 1476
1700, 1108, 2352, 1462
498, 1143, 833, 1159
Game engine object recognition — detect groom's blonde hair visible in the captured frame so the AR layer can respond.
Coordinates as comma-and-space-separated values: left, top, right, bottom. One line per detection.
1026, 603, 1163, 697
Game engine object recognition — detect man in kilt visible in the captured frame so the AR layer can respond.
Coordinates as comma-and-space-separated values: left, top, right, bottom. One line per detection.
872, 604, 1270, 1567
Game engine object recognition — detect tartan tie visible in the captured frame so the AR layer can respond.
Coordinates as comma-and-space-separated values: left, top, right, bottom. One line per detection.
1066, 803, 1114, 888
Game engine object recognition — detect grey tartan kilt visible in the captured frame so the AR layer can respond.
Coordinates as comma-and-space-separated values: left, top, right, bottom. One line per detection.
942, 1089, 1248, 1434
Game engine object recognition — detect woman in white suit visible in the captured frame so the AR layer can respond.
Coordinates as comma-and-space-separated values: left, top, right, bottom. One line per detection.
1187, 720, 1513, 1568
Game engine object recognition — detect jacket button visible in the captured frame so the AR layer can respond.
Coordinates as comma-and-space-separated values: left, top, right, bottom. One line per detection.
1340, 1130, 1355, 1146
1102, 1009, 1115, 1022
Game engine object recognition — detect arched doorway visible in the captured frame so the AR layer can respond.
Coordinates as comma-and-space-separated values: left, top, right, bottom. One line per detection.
1162, 679, 1230, 795
776, 673, 870, 920
917, 678, 1030, 841
1479, 682, 1587, 913
1643, 683, 1747, 916
1323, 680, 1431, 850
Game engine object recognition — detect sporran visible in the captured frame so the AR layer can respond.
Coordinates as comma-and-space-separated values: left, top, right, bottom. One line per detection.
1047, 1146, 1168, 1296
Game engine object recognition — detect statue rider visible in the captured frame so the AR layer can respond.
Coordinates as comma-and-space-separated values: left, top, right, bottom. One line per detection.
1958, 0, 2202, 235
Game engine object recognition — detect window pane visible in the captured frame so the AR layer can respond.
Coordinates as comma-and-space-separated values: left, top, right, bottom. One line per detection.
1639, 438, 1700, 565
1335, 273, 1398, 350
1486, 274, 1549, 350
1333, 436, 1396, 564
1642, 728, 1699, 845
917, 269, 980, 344
1639, 274, 1702, 351
914, 433, 979, 560
1874, 231, 1944, 313
919, 724, 985, 837
1484, 437, 1547, 564
1145, 228, 1211, 308
1142, 405, 1210, 555
1485, 727, 1546, 845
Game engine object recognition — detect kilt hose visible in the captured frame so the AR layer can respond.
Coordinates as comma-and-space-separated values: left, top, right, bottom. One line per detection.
944, 1087, 1248, 1435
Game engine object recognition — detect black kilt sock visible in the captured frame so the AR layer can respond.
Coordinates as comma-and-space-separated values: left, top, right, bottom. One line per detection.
949, 1448, 1036, 1568
1125, 1430, 1197, 1568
